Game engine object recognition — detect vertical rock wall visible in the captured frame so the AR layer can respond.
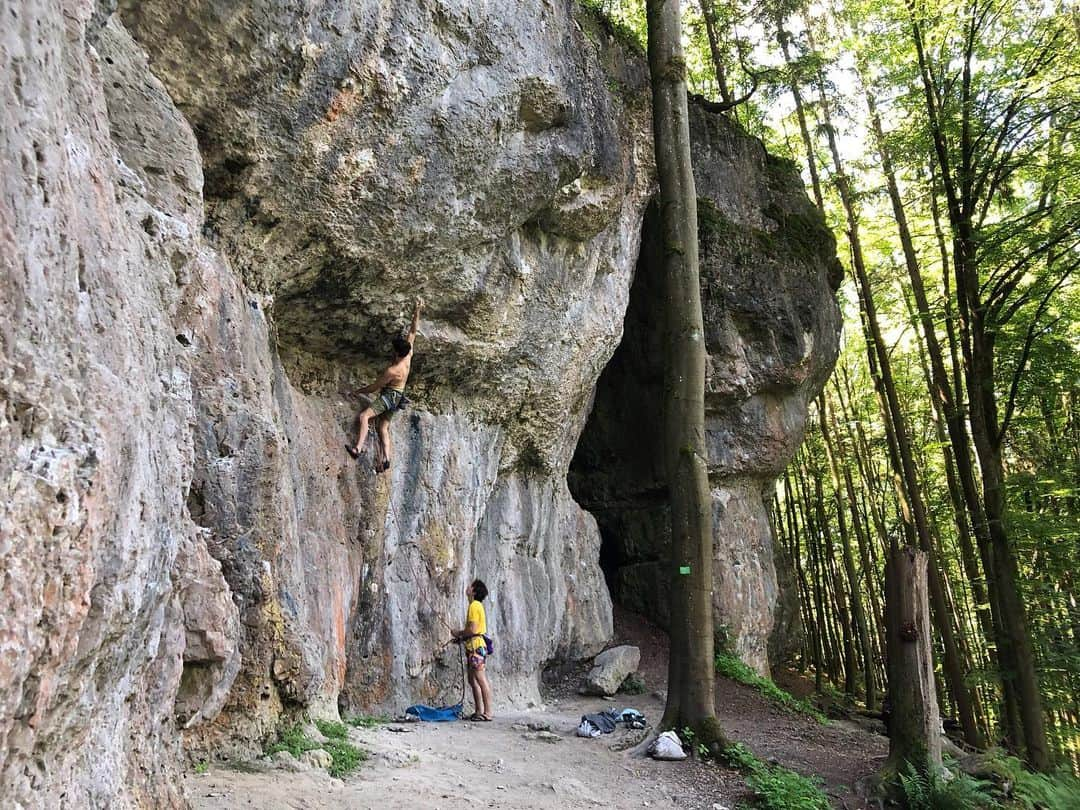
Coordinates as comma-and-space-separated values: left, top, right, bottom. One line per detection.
1, 3, 232, 805
1, 1, 839, 806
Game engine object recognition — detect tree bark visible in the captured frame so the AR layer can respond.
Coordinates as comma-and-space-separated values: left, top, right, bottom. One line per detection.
773, 17, 824, 210
809, 65, 985, 749
884, 547, 943, 777
647, 0, 725, 750
815, 468, 857, 695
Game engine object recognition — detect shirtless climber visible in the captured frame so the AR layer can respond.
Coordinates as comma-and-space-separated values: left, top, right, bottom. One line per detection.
345, 298, 422, 472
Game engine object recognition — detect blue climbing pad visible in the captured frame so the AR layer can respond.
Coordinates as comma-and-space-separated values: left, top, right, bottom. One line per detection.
405, 703, 462, 722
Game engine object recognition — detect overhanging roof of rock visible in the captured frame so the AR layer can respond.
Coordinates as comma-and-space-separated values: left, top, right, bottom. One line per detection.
122, 1, 839, 467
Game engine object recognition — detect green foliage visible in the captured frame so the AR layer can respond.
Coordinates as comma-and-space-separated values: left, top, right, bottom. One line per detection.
193, 760, 209, 775
314, 719, 349, 741
619, 672, 647, 695
266, 725, 321, 759
1012, 768, 1080, 810
976, 754, 1080, 809
747, 767, 831, 810
715, 653, 827, 724
266, 722, 368, 779
757, 0, 1080, 764
897, 763, 996, 810
322, 739, 368, 779
723, 741, 760, 771
576, 0, 646, 55
722, 743, 830, 810
678, 725, 695, 746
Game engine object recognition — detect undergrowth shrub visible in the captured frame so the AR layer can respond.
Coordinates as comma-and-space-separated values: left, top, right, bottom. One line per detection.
722, 742, 830, 810
715, 654, 827, 723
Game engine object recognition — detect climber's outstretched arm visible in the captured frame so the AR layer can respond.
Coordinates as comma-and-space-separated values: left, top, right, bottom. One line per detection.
407, 297, 423, 347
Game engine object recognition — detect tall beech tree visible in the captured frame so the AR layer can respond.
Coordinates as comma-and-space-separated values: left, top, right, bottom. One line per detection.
646, 0, 726, 749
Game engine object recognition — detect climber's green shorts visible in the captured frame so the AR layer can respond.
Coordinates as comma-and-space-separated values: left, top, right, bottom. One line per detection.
370, 388, 404, 418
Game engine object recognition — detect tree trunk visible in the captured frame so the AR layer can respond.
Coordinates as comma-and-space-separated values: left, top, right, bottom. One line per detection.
865, 86, 1016, 745
696, 0, 732, 105
786, 472, 825, 687
647, 0, 725, 751
773, 17, 824, 210
884, 547, 943, 777
797, 458, 841, 682
815, 469, 858, 695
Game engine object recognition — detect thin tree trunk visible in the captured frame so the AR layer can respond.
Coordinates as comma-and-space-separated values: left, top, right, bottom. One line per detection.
810, 64, 985, 748
908, 2, 1050, 767
786, 472, 824, 686
821, 397, 877, 709
816, 468, 858, 695
900, 287, 995, 736
798, 457, 841, 682
773, 17, 824, 210
865, 88, 1012, 743
696, 0, 733, 105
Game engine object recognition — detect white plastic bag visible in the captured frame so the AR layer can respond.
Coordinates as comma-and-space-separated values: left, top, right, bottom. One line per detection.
647, 730, 687, 760
577, 719, 602, 738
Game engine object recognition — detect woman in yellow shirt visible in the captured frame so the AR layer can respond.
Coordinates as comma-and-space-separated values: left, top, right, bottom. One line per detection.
452, 579, 494, 721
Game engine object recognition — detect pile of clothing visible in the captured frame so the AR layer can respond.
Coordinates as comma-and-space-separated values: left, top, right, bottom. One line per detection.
576, 708, 647, 738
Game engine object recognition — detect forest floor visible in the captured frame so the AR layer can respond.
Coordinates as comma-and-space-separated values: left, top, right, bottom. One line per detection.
185, 609, 887, 809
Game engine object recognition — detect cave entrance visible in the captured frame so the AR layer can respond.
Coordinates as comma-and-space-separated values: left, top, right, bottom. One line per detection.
568, 200, 671, 623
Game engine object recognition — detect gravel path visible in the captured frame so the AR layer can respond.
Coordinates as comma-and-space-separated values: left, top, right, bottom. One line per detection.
185, 608, 886, 809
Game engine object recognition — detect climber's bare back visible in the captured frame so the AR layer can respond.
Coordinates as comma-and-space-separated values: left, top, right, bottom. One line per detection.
380, 352, 412, 391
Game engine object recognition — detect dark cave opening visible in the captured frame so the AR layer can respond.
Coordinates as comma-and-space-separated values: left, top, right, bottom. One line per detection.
568, 199, 673, 623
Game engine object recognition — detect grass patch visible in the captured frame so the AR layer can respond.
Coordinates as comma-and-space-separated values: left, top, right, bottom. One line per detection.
265, 724, 321, 759
193, 760, 209, 775
323, 739, 368, 778
314, 719, 349, 740
723, 742, 830, 810
266, 722, 368, 779
346, 713, 391, 729
715, 653, 827, 724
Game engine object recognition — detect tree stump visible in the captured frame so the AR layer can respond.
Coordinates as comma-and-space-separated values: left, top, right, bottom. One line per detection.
883, 546, 942, 777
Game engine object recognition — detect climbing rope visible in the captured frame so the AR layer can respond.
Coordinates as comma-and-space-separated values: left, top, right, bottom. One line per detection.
400, 541, 472, 711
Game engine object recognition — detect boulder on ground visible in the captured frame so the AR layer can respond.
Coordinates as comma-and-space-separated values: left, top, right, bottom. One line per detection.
300, 749, 334, 770
301, 723, 329, 744
584, 646, 641, 696
268, 750, 307, 772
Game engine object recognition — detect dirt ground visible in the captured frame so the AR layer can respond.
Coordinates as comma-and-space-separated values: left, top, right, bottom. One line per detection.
612, 608, 888, 808
186, 609, 886, 809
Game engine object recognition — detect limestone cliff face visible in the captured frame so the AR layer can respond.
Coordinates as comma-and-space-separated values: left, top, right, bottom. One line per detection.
0, 1, 838, 807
